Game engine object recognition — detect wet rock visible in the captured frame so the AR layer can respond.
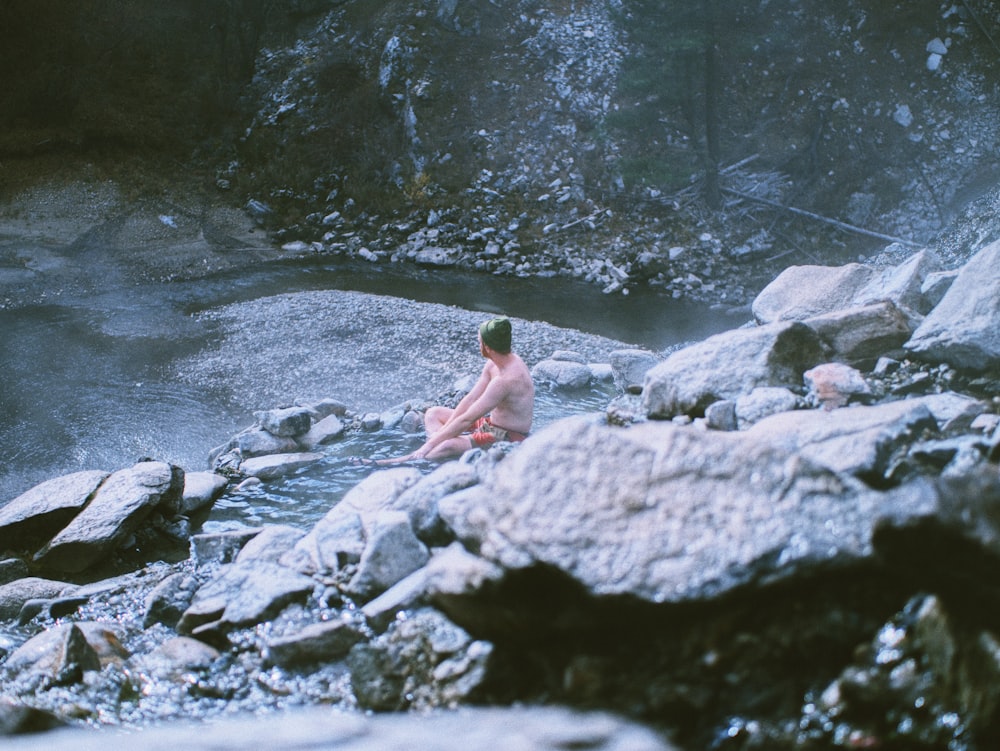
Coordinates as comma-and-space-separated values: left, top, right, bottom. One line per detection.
32, 461, 184, 574
298, 413, 345, 449
235, 525, 306, 564
609, 349, 659, 394
265, 616, 367, 667
254, 406, 314, 437
359, 567, 432, 632
298, 397, 349, 420
905, 238, 1000, 371
3, 622, 128, 687
0, 578, 73, 621
233, 427, 301, 458
178, 560, 316, 634
399, 409, 425, 433
144, 572, 200, 629
802, 594, 1000, 749
347, 608, 491, 712
180, 471, 229, 516
17, 595, 88, 625
281, 468, 423, 576
346, 511, 430, 602
0, 470, 109, 552
238, 452, 324, 481
531, 358, 593, 389
191, 529, 263, 566
392, 461, 479, 546
133, 636, 221, 679
642, 321, 826, 419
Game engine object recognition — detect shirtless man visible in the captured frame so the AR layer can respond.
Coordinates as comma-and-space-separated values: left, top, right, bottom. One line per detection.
376, 316, 534, 464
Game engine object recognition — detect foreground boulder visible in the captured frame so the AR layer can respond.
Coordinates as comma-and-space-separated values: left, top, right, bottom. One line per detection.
0, 706, 674, 750
439, 416, 890, 607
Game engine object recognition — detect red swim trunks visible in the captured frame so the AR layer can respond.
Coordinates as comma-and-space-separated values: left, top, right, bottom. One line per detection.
469, 416, 529, 448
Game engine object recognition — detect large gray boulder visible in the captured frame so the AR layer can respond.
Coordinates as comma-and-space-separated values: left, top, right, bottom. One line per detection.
853, 248, 942, 315
642, 321, 826, 418
438, 415, 895, 606
751, 263, 875, 323
751, 250, 941, 325
0, 470, 109, 551
803, 300, 914, 367
33, 461, 183, 574
904, 238, 1000, 370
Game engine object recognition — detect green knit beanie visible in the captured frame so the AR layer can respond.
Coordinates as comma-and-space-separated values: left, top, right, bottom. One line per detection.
479, 316, 512, 353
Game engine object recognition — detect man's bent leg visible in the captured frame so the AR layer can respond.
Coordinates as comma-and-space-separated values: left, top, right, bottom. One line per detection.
423, 405, 453, 433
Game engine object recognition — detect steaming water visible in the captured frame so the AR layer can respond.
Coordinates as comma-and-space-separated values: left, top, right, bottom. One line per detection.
0, 254, 737, 527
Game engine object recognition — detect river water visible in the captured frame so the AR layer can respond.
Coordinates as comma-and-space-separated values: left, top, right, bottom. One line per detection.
0, 249, 738, 528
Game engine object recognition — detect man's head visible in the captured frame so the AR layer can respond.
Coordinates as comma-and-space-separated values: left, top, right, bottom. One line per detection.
479, 316, 512, 354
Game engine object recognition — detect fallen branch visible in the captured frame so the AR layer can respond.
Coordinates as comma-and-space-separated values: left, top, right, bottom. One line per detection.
720, 153, 760, 174
721, 188, 923, 248
559, 208, 607, 232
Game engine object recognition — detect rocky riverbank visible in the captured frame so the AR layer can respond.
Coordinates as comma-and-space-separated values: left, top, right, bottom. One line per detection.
1, 234, 1000, 749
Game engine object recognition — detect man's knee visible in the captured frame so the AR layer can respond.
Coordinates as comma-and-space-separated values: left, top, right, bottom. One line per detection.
424, 405, 450, 429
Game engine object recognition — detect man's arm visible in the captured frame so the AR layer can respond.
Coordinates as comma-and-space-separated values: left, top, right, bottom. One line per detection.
410, 375, 509, 459
371, 364, 500, 465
